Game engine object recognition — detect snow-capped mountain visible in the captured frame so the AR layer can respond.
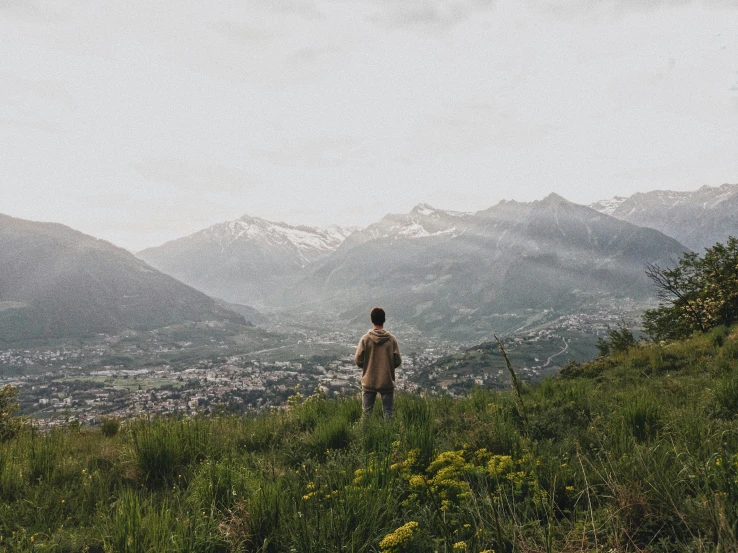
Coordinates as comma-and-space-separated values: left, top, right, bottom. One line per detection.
137, 215, 355, 307
137, 194, 691, 337
590, 183, 738, 251
292, 194, 687, 337
339, 203, 470, 248
201, 215, 353, 266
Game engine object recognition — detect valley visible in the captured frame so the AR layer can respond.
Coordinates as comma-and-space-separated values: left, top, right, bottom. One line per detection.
0, 298, 642, 428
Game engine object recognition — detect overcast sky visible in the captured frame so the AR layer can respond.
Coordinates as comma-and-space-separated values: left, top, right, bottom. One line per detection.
1, 0, 737, 251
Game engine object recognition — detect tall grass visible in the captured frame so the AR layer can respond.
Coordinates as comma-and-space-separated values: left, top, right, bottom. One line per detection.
2, 328, 738, 551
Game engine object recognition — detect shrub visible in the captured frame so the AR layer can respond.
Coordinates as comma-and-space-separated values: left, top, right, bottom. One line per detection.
100, 417, 121, 438
0, 385, 22, 442
597, 322, 638, 357
644, 237, 738, 340
708, 325, 730, 348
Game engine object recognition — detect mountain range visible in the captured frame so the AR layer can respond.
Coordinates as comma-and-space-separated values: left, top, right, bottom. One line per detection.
4, 183, 735, 344
0, 214, 245, 343
290, 194, 686, 335
591, 183, 738, 251
136, 193, 690, 337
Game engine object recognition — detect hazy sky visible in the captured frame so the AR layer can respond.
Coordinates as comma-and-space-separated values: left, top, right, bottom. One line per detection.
1, 0, 737, 251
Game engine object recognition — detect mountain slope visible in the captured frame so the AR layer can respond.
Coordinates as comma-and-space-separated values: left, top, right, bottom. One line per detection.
137, 215, 354, 307
0, 214, 244, 343
291, 195, 688, 336
591, 183, 738, 251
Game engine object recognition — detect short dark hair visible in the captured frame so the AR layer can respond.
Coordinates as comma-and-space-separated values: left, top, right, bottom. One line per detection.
370, 307, 386, 326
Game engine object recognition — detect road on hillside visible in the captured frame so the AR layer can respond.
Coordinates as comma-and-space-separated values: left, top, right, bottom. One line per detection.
542, 337, 569, 367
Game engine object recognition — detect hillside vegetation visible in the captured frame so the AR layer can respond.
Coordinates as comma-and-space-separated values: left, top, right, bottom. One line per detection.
2, 326, 738, 552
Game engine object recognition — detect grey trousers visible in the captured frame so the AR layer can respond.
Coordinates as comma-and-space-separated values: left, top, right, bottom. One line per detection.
362, 391, 394, 420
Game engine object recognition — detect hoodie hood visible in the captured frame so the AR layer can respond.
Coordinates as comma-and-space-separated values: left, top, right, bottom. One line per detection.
368, 328, 391, 344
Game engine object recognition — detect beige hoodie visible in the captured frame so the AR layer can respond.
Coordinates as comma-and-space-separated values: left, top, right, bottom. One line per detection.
355, 328, 402, 392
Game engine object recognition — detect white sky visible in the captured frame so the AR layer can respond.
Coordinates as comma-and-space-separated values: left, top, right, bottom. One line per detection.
1, 0, 737, 251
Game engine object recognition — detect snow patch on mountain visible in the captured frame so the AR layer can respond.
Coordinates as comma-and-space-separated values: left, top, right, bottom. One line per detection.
397, 223, 459, 239
191, 215, 354, 266
590, 197, 627, 215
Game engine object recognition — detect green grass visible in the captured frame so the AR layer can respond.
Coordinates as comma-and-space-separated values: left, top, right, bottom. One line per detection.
2, 328, 738, 551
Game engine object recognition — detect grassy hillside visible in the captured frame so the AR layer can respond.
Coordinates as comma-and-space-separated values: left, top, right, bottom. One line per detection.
2, 327, 738, 552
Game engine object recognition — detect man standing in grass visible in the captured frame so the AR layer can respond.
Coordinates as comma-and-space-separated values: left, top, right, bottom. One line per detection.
355, 307, 402, 419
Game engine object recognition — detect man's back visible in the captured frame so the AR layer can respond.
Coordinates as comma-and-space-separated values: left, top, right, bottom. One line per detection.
355, 328, 401, 393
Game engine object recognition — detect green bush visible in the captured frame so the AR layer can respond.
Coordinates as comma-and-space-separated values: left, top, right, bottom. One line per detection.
644, 237, 738, 340
597, 321, 638, 356
99, 417, 121, 437
0, 385, 22, 442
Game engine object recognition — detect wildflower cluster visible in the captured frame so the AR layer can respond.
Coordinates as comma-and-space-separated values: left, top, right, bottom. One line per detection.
409, 450, 478, 512
379, 521, 419, 553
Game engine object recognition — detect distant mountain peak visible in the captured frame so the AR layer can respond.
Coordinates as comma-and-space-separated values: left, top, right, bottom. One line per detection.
590, 196, 628, 215
590, 183, 738, 251
411, 203, 437, 216
539, 192, 570, 205
409, 203, 471, 219
137, 213, 356, 306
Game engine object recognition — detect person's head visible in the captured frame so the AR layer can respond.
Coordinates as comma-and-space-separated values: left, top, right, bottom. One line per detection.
370, 307, 386, 327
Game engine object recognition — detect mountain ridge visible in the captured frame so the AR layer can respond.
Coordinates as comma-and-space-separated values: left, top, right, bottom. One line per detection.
137, 215, 356, 307
591, 183, 738, 251
0, 213, 245, 343
132, 194, 690, 338
287, 195, 688, 337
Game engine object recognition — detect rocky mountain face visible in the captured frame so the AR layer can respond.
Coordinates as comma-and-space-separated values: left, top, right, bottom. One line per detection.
0, 214, 245, 343
137, 215, 354, 307
591, 183, 738, 251
289, 194, 688, 336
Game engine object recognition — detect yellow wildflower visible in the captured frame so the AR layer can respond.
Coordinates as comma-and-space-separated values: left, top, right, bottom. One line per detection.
488, 455, 514, 477
379, 521, 419, 553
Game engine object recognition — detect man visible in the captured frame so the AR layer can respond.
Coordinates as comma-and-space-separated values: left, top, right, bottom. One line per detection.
355, 307, 402, 419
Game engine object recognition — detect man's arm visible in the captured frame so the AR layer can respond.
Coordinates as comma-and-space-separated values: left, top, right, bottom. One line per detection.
393, 338, 402, 369
355, 338, 365, 368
